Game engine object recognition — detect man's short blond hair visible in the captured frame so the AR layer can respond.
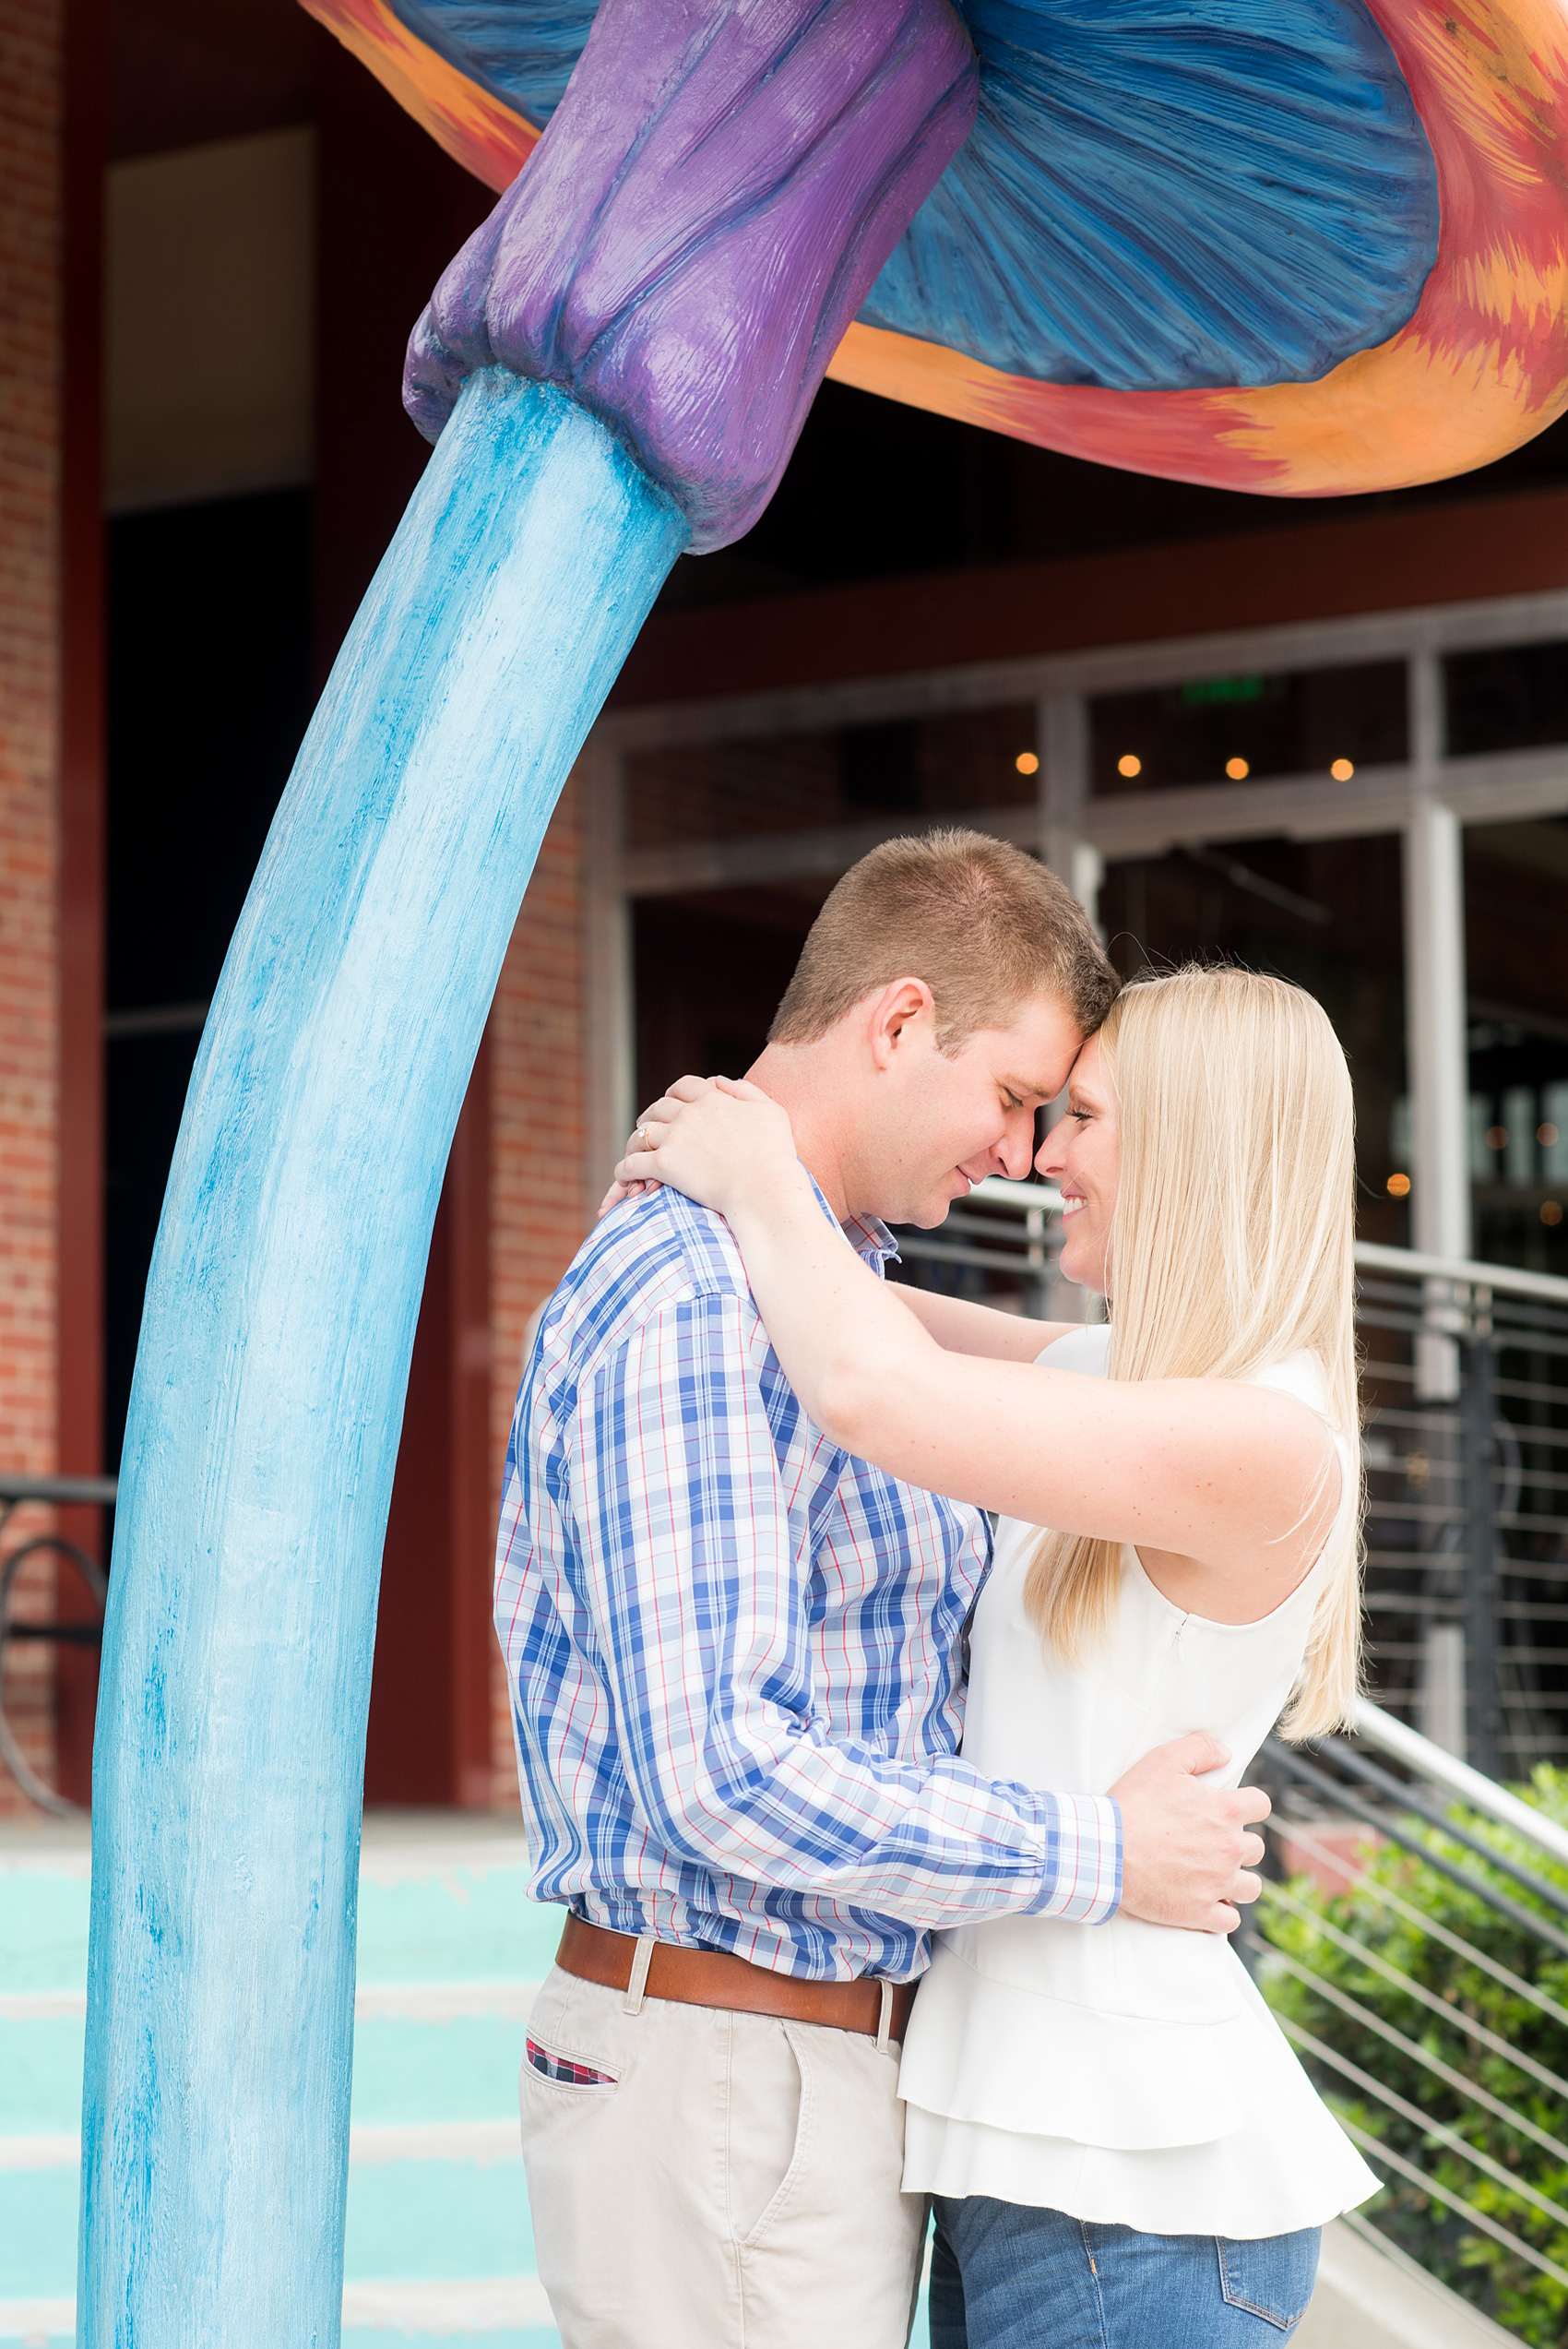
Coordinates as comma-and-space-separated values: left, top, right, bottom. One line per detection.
769, 829, 1118, 1051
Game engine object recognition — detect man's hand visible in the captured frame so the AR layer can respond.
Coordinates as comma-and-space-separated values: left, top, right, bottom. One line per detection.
1111, 1733, 1269, 1935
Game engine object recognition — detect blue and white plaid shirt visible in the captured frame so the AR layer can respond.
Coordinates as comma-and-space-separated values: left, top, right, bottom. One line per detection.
494, 1182, 1122, 1983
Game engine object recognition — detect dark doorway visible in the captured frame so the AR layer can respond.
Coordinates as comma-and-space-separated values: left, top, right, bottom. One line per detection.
106, 487, 314, 1458
633, 883, 830, 1112
105, 483, 493, 1808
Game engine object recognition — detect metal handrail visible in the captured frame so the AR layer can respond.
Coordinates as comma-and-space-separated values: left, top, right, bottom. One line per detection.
968, 1175, 1568, 1308
1356, 1240, 1568, 1310
0, 1473, 118, 1507
1355, 1697, 1568, 1870
0, 1473, 115, 1816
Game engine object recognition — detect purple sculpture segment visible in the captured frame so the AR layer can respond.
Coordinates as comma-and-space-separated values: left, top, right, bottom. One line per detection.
404, 0, 979, 548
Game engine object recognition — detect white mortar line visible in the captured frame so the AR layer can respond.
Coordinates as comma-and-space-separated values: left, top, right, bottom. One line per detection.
0, 2277, 557, 2339
1, 2118, 525, 2172
0, 1979, 542, 2025
0, 2295, 75, 2338
0, 2133, 77, 2170
348, 2119, 521, 2164
340, 2275, 555, 2329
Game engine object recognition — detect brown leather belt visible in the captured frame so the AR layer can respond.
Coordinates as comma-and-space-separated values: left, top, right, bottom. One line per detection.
556, 1914, 916, 2044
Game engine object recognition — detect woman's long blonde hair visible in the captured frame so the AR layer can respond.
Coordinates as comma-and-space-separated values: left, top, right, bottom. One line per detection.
1023, 965, 1364, 1738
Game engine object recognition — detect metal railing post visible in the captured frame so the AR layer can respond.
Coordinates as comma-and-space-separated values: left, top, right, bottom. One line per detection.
1460, 1330, 1503, 1779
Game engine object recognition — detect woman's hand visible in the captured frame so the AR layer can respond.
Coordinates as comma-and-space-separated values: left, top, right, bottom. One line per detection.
610, 1074, 799, 1218
598, 1072, 705, 1217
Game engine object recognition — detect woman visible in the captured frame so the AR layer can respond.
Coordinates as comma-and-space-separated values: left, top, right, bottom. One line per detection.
614, 966, 1378, 2347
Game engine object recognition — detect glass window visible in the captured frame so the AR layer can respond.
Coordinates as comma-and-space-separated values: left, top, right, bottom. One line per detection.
1097, 835, 1407, 1241
1444, 640, 1568, 757
1465, 818, 1568, 1270
624, 704, 1038, 850
1088, 662, 1407, 796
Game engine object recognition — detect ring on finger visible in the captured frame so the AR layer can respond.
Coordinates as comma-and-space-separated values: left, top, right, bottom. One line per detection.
639, 1124, 656, 1152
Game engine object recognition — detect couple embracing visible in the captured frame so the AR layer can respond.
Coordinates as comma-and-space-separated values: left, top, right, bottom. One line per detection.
495, 829, 1375, 2348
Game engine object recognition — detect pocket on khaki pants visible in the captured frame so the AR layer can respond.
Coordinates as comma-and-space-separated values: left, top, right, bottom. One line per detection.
726, 2017, 806, 2245
730, 2017, 926, 2349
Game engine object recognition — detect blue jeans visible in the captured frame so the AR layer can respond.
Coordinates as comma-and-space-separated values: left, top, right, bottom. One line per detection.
930, 2198, 1321, 2347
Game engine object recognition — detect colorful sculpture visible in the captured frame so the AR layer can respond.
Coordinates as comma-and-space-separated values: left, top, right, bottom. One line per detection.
78, 2, 1568, 2343
310, 0, 1568, 490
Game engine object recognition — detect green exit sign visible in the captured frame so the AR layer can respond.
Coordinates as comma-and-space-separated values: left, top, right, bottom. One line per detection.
1182, 675, 1265, 706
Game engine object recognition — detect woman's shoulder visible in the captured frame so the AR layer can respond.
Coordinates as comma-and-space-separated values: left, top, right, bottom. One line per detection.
1246, 1348, 1336, 1424
1034, 1321, 1111, 1375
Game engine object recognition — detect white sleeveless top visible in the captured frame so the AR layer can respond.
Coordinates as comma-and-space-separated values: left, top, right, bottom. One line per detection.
899, 1324, 1378, 2238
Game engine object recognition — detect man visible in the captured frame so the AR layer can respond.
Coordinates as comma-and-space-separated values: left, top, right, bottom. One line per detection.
494, 829, 1266, 2347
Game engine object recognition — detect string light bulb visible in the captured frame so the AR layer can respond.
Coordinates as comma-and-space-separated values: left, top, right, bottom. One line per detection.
1117, 753, 1142, 778
1330, 757, 1355, 781
1015, 750, 1039, 776
1225, 757, 1249, 780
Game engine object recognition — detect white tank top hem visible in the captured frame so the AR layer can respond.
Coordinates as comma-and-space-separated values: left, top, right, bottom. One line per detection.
898, 1323, 1379, 2239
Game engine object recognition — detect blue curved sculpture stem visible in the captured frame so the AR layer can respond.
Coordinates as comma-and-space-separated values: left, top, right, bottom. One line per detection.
77, 369, 686, 2347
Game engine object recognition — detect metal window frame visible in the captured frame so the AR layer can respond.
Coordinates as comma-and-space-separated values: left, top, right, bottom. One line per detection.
584, 586, 1568, 1200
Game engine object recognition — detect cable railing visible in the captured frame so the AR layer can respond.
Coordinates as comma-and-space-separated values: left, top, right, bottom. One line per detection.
896, 1178, 1568, 1779
1248, 1701, 1568, 2339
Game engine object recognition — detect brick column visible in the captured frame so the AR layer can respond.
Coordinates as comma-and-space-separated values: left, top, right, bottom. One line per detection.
486, 775, 591, 1806
0, 0, 63, 1815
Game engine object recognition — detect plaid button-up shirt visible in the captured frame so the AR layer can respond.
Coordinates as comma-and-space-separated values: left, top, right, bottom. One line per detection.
494, 1181, 1122, 1983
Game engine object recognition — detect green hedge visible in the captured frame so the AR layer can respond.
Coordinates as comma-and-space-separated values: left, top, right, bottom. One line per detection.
1257, 1767, 1568, 2344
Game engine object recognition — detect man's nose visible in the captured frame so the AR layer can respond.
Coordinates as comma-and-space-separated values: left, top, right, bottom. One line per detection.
995, 1115, 1036, 1180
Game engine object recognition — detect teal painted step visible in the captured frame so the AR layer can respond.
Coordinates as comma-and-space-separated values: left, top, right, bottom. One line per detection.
0, 2168, 76, 2299
345, 2161, 533, 2282
355, 1869, 556, 1985
0, 1869, 89, 1994
0, 2014, 81, 2131
0, 2014, 534, 2137
0, 2160, 537, 2300
350, 2017, 530, 2122
0, 1851, 557, 1995
2, 1843, 556, 2328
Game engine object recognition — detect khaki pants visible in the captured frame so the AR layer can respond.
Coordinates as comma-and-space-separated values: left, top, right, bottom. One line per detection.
520, 1960, 928, 2348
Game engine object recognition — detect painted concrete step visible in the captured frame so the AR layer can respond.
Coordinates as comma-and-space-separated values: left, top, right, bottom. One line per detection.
1300, 2217, 1516, 2348
0, 2152, 539, 2298
1, 2013, 539, 2141
0, 1817, 557, 1999
1, 1823, 562, 2341
1, 2283, 560, 2349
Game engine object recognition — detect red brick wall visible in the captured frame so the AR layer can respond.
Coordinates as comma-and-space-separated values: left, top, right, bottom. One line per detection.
486, 773, 591, 1807
0, 0, 62, 1817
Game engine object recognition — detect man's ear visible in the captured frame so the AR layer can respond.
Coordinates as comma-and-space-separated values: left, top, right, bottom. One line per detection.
867, 977, 937, 1071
